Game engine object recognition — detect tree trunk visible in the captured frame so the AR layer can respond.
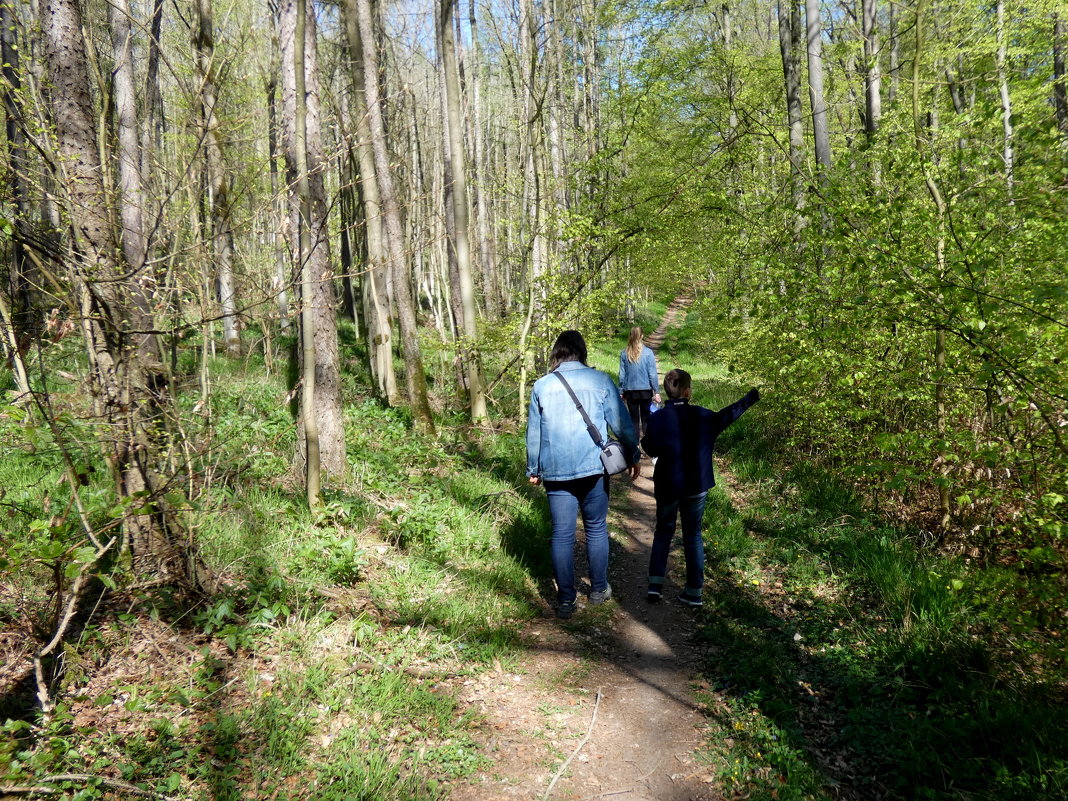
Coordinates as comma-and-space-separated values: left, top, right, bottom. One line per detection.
194, 0, 240, 356
1056, 16, 1068, 138
468, 0, 500, 320
440, 0, 488, 422
353, 0, 435, 435
142, 0, 164, 160
888, 0, 899, 104
265, 69, 291, 334
40, 0, 209, 590
293, 0, 320, 506
340, 0, 399, 403
805, 0, 831, 170
778, 0, 805, 214
862, 0, 881, 137
338, 151, 359, 327
996, 0, 1014, 198
1, 0, 35, 344
279, 0, 348, 477
436, 46, 464, 345
110, 0, 158, 362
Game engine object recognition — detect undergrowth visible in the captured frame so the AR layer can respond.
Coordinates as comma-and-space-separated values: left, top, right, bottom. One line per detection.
0, 330, 552, 799
3, 309, 1065, 801
687, 367, 1068, 801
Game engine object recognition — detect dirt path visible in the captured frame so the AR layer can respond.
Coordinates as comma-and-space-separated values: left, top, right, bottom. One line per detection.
452, 295, 721, 801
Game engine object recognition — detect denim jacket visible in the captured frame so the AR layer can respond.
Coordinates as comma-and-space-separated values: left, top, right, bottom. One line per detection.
526, 361, 639, 481
618, 346, 659, 393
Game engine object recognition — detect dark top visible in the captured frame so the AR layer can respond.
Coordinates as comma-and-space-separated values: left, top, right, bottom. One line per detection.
641, 389, 759, 500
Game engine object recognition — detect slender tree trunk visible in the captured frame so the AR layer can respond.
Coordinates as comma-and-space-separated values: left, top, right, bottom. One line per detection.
468, 0, 499, 319
996, 0, 1014, 198
436, 47, 464, 344
862, 0, 881, 137
441, 0, 488, 422
340, 0, 398, 403
279, 0, 347, 477
1, 0, 34, 342
805, 0, 831, 170
142, 0, 164, 159
354, 0, 435, 434
40, 0, 209, 589
292, 0, 320, 506
338, 152, 359, 326
110, 0, 158, 361
265, 70, 291, 334
778, 0, 805, 215
0, 285, 30, 400
888, 0, 899, 104
1056, 16, 1068, 138
194, 0, 240, 355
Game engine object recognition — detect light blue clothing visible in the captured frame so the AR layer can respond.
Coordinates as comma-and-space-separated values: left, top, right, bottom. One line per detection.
618, 346, 659, 393
526, 361, 639, 481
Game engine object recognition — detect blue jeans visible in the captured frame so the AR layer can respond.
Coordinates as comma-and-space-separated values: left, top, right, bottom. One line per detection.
544, 474, 610, 605
649, 492, 708, 595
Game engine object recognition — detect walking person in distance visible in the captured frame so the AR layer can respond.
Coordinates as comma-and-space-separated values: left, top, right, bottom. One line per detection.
619, 326, 661, 445
526, 331, 641, 619
641, 369, 759, 607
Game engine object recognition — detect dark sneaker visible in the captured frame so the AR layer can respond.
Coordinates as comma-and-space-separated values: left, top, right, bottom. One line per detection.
589, 584, 613, 605
678, 591, 703, 607
555, 600, 577, 619
647, 585, 663, 602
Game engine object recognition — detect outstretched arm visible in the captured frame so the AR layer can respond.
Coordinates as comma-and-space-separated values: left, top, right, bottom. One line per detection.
717, 388, 760, 427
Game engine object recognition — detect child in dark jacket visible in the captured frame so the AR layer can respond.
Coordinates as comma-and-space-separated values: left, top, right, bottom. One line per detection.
640, 369, 759, 606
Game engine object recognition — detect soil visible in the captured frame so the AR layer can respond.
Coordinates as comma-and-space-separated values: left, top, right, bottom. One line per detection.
451, 296, 725, 801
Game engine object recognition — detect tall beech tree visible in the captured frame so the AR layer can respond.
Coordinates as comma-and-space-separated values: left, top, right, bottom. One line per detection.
38, 0, 209, 589
778, 0, 805, 216
279, 0, 346, 480
352, 0, 435, 435
440, 0, 488, 422
195, 0, 240, 356
805, 0, 831, 170
1, 0, 34, 353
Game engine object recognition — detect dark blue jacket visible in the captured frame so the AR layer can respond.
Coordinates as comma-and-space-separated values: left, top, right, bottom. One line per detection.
641, 389, 759, 500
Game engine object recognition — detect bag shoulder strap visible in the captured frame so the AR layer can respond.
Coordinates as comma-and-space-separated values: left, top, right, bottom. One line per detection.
552, 370, 606, 449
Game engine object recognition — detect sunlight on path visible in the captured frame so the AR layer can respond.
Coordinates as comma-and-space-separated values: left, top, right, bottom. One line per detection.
453, 295, 719, 801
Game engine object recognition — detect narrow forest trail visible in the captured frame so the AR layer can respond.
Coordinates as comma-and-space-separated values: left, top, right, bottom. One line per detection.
452, 293, 723, 801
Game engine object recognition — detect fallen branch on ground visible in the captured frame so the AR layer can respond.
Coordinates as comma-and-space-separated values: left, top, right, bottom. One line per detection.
0, 774, 178, 800
542, 687, 603, 801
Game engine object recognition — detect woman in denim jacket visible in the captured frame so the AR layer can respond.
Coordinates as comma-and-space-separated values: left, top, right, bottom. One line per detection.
527, 331, 641, 619
618, 327, 661, 442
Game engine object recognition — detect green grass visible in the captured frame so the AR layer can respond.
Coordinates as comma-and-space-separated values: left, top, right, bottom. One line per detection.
3, 307, 1065, 801
689, 370, 1068, 801
586, 304, 1068, 801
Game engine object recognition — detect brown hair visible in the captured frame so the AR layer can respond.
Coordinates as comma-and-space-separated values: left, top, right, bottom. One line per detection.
663, 368, 692, 399
625, 326, 644, 363
549, 330, 588, 370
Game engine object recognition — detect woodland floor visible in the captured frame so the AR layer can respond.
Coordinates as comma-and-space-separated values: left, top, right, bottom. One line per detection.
0, 296, 729, 801
448, 452, 726, 801
450, 296, 726, 801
